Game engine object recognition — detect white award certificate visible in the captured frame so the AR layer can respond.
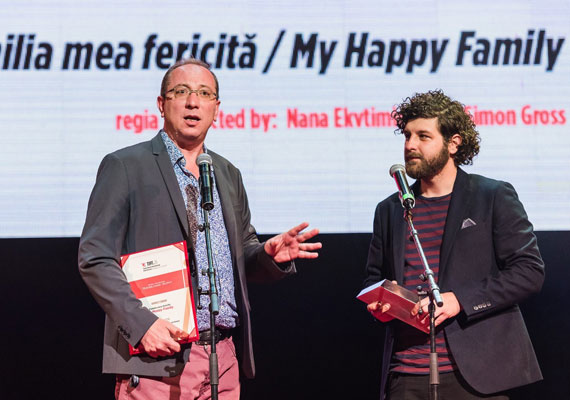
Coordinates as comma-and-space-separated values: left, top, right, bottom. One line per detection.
120, 241, 198, 355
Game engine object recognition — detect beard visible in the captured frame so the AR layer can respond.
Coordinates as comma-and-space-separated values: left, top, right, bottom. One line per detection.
405, 143, 450, 180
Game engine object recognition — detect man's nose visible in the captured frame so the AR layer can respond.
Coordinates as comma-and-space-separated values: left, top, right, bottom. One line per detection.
185, 92, 200, 107
405, 136, 418, 151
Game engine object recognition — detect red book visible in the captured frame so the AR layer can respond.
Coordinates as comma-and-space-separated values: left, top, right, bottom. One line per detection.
357, 279, 429, 333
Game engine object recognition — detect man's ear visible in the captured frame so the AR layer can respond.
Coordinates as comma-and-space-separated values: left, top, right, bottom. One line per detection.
213, 99, 220, 122
157, 96, 165, 118
448, 134, 462, 156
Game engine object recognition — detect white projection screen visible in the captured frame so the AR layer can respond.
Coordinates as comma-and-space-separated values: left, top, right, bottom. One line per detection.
0, 0, 569, 237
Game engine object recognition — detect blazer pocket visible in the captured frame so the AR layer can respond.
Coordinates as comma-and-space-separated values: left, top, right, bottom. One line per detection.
458, 220, 486, 235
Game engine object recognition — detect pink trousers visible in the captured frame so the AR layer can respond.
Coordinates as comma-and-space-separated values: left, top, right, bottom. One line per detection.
115, 337, 240, 400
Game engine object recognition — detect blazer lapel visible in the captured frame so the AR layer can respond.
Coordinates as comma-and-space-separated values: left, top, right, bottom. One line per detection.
439, 168, 471, 283
392, 204, 407, 284
151, 134, 189, 238
209, 152, 240, 272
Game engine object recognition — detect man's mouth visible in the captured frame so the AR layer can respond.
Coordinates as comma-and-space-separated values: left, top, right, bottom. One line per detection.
184, 115, 201, 126
405, 154, 423, 162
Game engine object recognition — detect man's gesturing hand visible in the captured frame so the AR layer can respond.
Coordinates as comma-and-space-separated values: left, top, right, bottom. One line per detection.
264, 222, 321, 263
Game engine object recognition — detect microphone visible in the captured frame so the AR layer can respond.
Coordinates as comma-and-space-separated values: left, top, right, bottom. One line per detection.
389, 164, 415, 210
196, 153, 214, 211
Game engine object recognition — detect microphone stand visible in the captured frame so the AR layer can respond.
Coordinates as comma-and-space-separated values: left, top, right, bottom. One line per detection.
195, 154, 220, 399
404, 207, 443, 400
199, 206, 220, 400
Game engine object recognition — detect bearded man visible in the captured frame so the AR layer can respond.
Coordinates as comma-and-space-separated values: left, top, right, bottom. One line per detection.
364, 90, 544, 400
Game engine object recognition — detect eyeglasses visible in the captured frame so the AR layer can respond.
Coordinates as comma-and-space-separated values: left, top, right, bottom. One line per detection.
164, 84, 218, 101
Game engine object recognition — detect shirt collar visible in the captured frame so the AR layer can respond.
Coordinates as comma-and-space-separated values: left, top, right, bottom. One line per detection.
160, 129, 208, 170
160, 130, 185, 168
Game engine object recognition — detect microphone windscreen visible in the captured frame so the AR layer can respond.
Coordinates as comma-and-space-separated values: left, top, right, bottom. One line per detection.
196, 153, 213, 166
389, 163, 405, 177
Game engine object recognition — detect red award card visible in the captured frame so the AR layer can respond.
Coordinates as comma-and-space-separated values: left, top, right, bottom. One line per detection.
120, 241, 199, 355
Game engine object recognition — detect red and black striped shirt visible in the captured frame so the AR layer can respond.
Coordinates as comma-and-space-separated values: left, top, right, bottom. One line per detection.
390, 193, 457, 375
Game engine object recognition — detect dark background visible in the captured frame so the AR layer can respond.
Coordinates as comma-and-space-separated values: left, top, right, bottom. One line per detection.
1, 232, 568, 399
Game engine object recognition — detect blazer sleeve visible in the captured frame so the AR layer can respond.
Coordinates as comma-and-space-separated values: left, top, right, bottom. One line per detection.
453, 181, 545, 320
78, 153, 157, 347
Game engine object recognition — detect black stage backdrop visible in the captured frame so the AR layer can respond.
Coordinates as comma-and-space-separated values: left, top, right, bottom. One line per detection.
1, 232, 568, 399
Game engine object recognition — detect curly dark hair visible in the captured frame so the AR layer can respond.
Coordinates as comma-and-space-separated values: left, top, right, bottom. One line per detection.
391, 89, 480, 166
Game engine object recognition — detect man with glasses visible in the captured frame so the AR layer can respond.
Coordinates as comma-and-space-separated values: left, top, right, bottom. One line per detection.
79, 58, 321, 399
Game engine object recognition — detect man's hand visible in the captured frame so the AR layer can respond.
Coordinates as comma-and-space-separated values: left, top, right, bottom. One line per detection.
366, 280, 398, 323
367, 301, 395, 322
412, 292, 462, 328
139, 319, 189, 358
264, 222, 321, 263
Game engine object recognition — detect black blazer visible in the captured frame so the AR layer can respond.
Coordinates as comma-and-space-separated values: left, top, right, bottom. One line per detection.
364, 168, 544, 397
79, 133, 294, 378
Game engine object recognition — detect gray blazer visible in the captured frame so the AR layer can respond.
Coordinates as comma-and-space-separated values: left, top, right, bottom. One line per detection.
79, 132, 294, 378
